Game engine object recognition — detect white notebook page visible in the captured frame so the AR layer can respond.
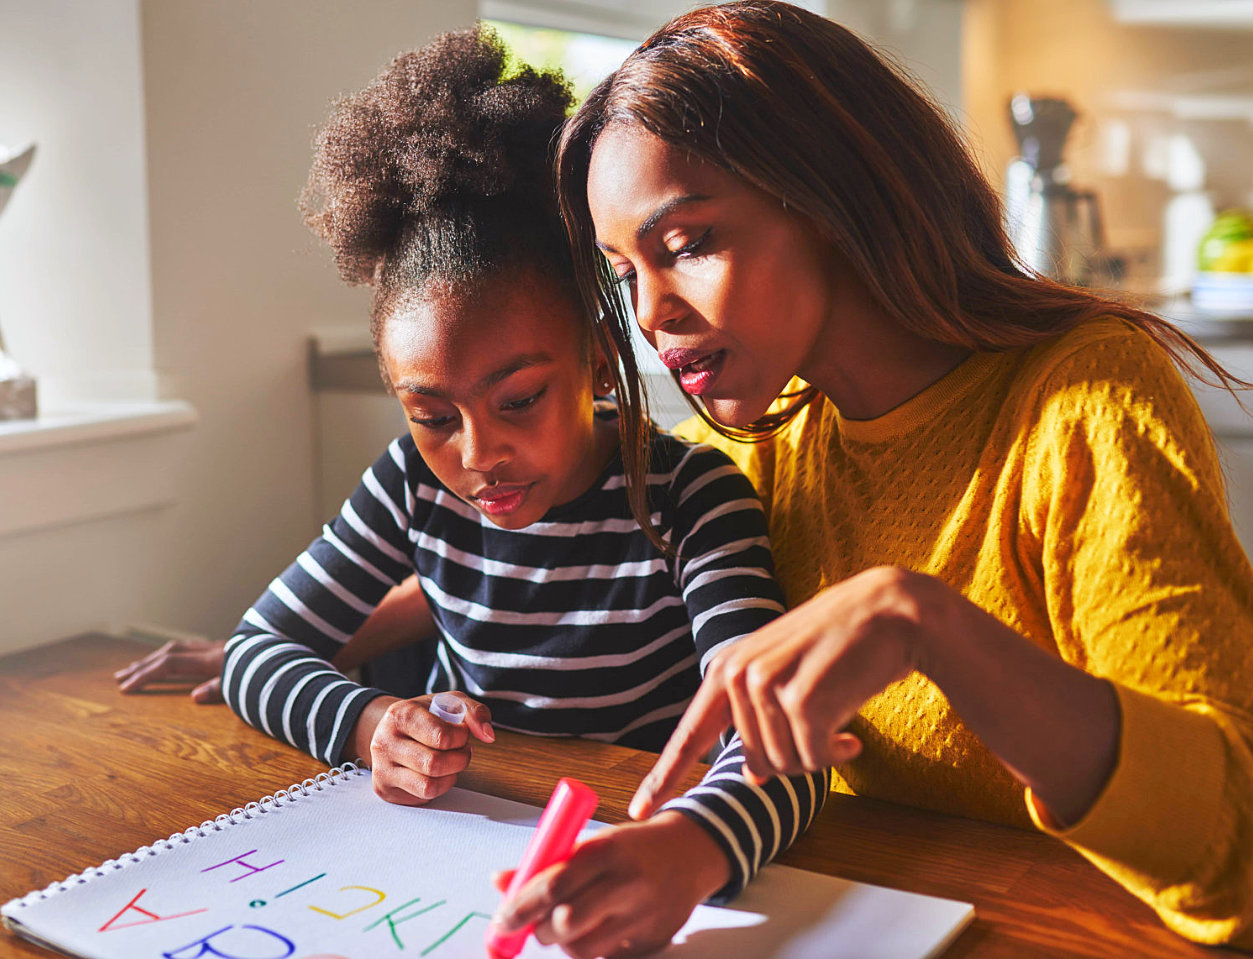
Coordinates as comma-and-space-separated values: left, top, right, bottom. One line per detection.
3, 766, 973, 959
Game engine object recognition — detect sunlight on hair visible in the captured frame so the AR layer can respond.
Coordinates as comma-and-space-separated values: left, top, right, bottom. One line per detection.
484, 20, 636, 103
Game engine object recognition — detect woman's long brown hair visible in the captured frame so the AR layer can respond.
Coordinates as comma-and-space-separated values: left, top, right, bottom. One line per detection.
558, 0, 1246, 544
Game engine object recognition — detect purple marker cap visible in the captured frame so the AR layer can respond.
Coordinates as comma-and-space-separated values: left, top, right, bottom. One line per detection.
428, 692, 466, 725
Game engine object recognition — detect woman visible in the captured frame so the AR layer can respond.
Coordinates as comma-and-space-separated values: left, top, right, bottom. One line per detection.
542, 0, 1253, 948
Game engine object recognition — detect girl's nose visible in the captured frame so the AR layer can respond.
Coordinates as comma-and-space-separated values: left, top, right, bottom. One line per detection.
460, 418, 510, 474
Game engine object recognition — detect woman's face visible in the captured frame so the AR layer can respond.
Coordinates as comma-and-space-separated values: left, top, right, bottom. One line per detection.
587, 124, 837, 428
378, 273, 615, 531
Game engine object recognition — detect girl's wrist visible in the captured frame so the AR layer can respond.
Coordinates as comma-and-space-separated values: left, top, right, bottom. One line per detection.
649, 810, 733, 901
348, 694, 400, 765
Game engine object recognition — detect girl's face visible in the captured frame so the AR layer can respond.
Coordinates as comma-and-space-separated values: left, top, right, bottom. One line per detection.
379, 274, 616, 531
586, 124, 839, 428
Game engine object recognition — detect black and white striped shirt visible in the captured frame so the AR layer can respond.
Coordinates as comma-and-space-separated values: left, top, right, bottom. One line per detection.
223, 420, 829, 900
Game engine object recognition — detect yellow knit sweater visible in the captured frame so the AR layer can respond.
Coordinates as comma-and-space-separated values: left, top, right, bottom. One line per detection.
675, 317, 1253, 948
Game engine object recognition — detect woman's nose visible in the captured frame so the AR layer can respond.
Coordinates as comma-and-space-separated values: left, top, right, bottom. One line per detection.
632, 270, 685, 334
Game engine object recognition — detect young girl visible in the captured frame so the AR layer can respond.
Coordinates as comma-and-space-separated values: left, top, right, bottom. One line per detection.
551, 0, 1253, 949
220, 27, 826, 958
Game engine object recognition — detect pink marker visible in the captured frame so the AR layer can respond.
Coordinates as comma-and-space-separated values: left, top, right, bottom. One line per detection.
486, 778, 598, 959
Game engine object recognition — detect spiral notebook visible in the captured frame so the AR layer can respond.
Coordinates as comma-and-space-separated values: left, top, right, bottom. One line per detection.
2, 764, 974, 959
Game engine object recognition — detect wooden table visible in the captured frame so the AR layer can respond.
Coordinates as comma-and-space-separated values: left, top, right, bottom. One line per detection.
0, 635, 1239, 959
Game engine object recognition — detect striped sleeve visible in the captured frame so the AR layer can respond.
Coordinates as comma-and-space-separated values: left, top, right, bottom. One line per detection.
658, 440, 830, 902
222, 438, 418, 764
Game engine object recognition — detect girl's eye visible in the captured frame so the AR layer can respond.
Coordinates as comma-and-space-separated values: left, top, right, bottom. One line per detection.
502, 387, 546, 412
409, 413, 455, 430
669, 228, 711, 259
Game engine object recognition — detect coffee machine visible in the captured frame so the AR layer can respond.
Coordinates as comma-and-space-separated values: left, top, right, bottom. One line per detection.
1005, 94, 1117, 287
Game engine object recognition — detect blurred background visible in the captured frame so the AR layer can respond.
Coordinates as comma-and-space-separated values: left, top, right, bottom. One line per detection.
1, 0, 1251, 654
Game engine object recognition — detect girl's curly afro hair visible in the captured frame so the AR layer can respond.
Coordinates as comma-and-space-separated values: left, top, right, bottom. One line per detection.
300, 24, 576, 307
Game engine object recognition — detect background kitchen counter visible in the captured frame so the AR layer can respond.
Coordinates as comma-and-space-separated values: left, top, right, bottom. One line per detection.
1154, 299, 1253, 555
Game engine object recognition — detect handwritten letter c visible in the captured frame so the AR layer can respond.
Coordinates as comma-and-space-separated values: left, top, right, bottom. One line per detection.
308, 886, 386, 920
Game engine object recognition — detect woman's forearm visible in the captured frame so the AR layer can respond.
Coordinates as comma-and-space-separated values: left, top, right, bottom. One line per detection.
919, 582, 1121, 827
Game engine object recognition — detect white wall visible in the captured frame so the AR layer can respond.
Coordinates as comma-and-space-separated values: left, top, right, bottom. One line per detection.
137, 0, 477, 641
0, 0, 156, 406
0, 1, 475, 651
826, 0, 965, 118
0, 0, 171, 653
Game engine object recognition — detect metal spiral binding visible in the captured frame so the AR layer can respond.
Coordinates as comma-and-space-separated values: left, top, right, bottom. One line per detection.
6, 762, 366, 910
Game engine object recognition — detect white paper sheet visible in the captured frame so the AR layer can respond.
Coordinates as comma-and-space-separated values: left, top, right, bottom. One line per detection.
3, 767, 973, 958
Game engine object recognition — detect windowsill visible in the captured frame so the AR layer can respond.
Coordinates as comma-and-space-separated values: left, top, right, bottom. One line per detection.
0, 400, 197, 456
309, 327, 382, 394
0, 399, 198, 540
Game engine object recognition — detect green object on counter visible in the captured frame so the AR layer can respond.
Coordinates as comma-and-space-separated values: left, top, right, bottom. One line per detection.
1199, 209, 1253, 273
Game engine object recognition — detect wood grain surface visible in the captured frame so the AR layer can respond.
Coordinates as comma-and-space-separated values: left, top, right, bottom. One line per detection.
0, 635, 1239, 959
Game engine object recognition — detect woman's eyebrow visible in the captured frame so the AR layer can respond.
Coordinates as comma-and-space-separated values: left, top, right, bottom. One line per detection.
595, 193, 711, 253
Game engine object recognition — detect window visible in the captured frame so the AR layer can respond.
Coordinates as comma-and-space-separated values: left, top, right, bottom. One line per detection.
483, 11, 694, 426
485, 20, 637, 102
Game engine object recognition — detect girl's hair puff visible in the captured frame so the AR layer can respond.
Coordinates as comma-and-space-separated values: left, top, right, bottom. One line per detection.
300, 24, 578, 370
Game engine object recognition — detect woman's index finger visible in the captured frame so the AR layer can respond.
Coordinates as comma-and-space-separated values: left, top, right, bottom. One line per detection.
629, 680, 732, 820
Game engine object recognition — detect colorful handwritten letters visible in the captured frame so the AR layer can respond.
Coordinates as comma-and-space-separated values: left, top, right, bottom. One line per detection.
4, 774, 550, 959
96, 850, 496, 958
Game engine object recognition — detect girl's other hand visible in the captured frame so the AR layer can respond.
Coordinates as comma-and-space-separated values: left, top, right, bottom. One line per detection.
365, 692, 495, 806
490, 811, 729, 959
113, 639, 227, 703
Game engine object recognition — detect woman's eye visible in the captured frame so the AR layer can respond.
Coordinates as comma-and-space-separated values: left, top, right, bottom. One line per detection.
409, 413, 455, 430
670, 229, 711, 259
503, 387, 546, 412
614, 268, 637, 288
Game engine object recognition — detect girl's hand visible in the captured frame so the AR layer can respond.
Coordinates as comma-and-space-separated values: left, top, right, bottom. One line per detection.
632, 566, 941, 817
491, 811, 729, 959
365, 692, 495, 805
114, 639, 227, 703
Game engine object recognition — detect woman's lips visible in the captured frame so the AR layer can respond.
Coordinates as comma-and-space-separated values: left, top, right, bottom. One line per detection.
474, 484, 532, 516
659, 348, 726, 396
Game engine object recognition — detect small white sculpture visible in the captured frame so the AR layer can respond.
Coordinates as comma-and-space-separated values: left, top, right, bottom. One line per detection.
0, 143, 35, 216
0, 142, 38, 419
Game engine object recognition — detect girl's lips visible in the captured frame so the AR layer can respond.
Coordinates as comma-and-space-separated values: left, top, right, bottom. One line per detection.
474, 484, 532, 516
672, 350, 726, 396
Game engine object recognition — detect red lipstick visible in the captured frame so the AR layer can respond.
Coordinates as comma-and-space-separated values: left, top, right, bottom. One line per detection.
658, 348, 707, 370
659, 348, 725, 396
